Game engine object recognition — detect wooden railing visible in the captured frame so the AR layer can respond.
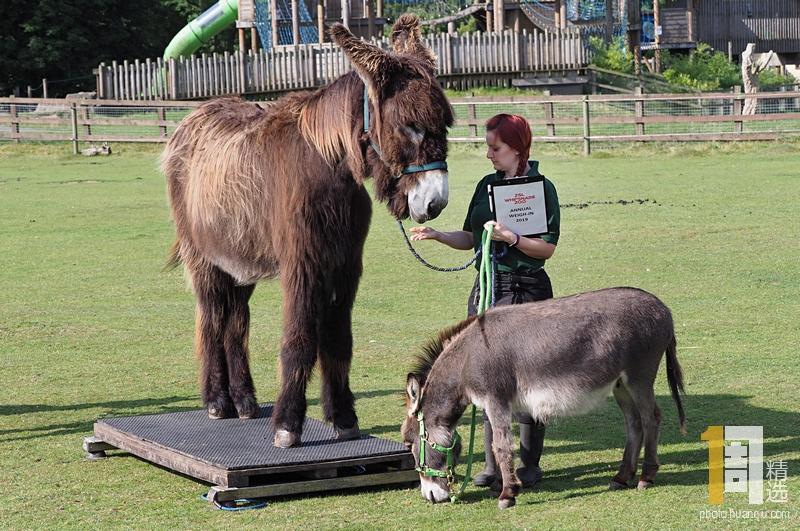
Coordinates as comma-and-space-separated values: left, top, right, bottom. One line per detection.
94, 29, 587, 101
3, 91, 798, 154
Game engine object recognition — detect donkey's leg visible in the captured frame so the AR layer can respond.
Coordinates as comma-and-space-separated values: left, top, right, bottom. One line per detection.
191, 264, 237, 419
318, 297, 359, 440
271, 272, 321, 448
485, 406, 520, 509
224, 283, 258, 419
636, 397, 662, 490
610, 380, 644, 490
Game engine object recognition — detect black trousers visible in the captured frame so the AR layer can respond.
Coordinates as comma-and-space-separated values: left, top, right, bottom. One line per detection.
468, 268, 553, 424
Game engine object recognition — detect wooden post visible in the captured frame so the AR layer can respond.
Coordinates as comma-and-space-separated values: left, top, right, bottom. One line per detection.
544, 89, 555, 137
42, 78, 48, 98
486, 6, 492, 33
71, 102, 79, 155
467, 100, 477, 139
733, 85, 743, 133
494, 0, 504, 33
10, 102, 19, 143
81, 102, 91, 137
271, 0, 279, 47
559, 0, 567, 31
292, 0, 300, 45
158, 106, 167, 138
653, 0, 661, 73
318, 0, 324, 43
343, 0, 350, 30
582, 95, 590, 156
367, 0, 375, 39
605, 0, 613, 43
635, 86, 644, 137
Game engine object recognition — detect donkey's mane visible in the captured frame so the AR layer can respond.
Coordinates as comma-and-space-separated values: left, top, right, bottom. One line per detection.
410, 314, 479, 385
294, 72, 364, 179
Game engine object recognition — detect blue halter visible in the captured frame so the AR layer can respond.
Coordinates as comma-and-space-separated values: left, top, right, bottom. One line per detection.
363, 84, 448, 178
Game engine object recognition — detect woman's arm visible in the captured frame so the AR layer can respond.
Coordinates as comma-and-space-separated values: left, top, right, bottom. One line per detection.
483, 221, 556, 259
409, 227, 474, 250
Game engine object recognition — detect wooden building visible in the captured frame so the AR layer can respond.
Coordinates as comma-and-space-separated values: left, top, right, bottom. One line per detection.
693, 0, 800, 61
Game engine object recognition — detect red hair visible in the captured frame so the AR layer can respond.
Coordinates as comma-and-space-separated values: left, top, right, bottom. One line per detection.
485, 114, 532, 177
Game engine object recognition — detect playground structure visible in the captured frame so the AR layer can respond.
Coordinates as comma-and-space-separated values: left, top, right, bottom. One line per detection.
162, 2, 698, 71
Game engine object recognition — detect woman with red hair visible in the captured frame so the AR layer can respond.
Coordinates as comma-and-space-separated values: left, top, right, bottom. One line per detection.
410, 113, 561, 491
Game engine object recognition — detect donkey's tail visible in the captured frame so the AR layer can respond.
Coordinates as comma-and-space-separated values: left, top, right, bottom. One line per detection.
666, 334, 687, 436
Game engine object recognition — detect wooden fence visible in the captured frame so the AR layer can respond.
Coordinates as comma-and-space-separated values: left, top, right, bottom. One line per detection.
2, 91, 799, 154
94, 29, 587, 101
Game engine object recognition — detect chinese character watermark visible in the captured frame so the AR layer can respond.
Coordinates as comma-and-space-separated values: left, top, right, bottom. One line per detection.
701, 426, 789, 505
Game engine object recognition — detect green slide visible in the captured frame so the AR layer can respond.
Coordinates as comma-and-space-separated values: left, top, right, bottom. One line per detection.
163, 0, 239, 61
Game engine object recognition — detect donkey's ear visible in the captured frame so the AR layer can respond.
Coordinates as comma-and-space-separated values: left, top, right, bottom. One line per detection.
391, 14, 436, 71
329, 23, 399, 91
406, 373, 422, 414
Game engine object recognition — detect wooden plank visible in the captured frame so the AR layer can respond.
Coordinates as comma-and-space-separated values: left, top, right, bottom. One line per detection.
93, 422, 237, 486
208, 469, 420, 504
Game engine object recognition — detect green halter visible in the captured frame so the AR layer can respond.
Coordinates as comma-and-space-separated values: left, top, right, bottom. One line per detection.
415, 409, 461, 503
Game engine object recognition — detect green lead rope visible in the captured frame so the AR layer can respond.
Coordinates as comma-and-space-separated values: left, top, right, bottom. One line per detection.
457, 227, 494, 499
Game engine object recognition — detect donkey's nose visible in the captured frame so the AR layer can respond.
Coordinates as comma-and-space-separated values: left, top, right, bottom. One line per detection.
427, 198, 446, 219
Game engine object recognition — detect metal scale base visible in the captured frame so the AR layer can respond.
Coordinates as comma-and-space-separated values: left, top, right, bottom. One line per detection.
83, 404, 417, 505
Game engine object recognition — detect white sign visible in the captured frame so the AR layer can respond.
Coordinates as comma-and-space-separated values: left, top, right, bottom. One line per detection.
488, 177, 549, 237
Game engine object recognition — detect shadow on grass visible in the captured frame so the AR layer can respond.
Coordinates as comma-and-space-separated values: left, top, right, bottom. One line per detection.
455, 393, 800, 504
0, 395, 196, 442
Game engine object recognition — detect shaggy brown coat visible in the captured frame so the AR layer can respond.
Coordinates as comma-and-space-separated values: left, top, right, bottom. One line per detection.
161, 15, 454, 447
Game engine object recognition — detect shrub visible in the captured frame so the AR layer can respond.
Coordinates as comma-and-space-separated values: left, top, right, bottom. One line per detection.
589, 36, 635, 74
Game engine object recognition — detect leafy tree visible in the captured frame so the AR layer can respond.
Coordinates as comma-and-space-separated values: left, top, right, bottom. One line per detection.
0, 0, 236, 97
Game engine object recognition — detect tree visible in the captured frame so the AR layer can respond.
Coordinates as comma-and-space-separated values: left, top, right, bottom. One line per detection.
0, 0, 235, 97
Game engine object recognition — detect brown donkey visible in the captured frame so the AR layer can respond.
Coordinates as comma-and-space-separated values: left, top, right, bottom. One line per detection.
401, 288, 687, 508
162, 15, 454, 448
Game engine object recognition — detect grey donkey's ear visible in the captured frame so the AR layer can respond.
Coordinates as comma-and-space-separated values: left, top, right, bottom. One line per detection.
391, 14, 436, 72
329, 23, 400, 92
406, 373, 422, 415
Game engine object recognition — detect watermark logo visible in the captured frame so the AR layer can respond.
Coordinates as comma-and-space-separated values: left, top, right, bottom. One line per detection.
701, 426, 789, 505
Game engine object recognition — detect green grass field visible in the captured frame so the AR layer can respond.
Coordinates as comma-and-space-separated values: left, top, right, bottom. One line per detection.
1, 140, 798, 530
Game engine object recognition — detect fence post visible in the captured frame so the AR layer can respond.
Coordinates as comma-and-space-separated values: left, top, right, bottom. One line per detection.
10, 102, 19, 143
583, 95, 591, 156
158, 106, 167, 139
635, 86, 644, 137
544, 90, 555, 137
71, 102, 79, 155
467, 98, 477, 139
733, 85, 743, 134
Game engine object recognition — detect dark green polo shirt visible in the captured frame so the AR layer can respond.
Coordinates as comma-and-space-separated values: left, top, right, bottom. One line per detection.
462, 161, 560, 273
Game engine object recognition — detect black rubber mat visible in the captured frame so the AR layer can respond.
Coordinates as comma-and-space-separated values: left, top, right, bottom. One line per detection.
97, 404, 408, 470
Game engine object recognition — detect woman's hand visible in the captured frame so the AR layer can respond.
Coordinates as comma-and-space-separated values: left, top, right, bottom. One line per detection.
409, 226, 440, 241
483, 221, 517, 245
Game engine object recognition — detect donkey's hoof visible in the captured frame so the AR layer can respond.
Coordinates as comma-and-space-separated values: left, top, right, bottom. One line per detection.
498, 497, 516, 510
274, 430, 301, 448
609, 480, 630, 491
207, 406, 234, 419
637, 480, 655, 490
333, 423, 361, 441
236, 397, 260, 419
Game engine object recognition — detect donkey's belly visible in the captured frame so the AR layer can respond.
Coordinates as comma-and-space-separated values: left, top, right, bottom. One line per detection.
513, 379, 618, 421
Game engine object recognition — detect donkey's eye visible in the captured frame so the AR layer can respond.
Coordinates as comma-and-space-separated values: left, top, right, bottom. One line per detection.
403, 124, 426, 144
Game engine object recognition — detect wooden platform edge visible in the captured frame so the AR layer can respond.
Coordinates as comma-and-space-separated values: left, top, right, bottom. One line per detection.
92, 421, 233, 485
207, 469, 421, 504
89, 421, 417, 488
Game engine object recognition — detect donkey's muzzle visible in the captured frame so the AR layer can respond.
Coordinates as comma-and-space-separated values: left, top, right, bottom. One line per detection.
408, 170, 449, 223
